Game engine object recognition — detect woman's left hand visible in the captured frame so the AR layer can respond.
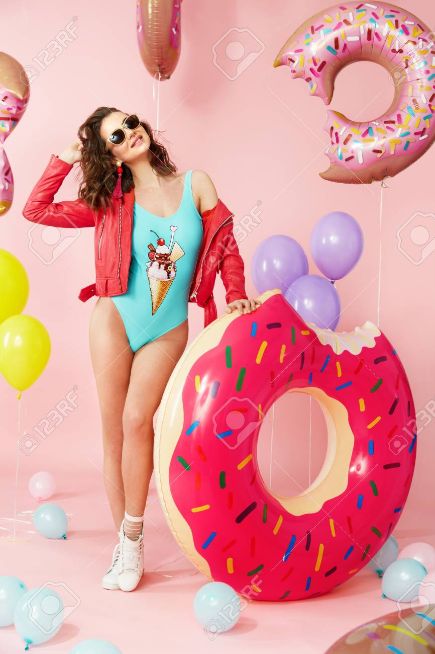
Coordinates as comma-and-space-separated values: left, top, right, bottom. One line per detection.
225, 297, 261, 315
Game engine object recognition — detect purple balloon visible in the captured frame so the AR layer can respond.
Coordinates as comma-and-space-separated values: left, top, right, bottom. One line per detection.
311, 211, 363, 281
285, 274, 341, 330
252, 235, 308, 293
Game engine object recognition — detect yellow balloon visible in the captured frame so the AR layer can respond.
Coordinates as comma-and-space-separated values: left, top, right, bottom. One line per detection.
0, 249, 29, 323
0, 314, 50, 394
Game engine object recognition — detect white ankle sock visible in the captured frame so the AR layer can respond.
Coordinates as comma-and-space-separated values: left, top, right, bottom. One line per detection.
123, 511, 144, 541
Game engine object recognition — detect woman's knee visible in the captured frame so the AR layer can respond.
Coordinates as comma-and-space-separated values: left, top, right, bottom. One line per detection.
122, 407, 154, 441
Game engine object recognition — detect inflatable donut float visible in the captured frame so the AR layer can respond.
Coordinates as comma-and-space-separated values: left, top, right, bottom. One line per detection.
273, 2, 435, 184
154, 289, 416, 602
325, 604, 435, 652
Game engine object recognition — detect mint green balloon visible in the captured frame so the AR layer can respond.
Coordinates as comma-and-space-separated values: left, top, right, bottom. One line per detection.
70, 640, 122, 653
193, 582, 241, 634
33, 503, 68, 539
14, 586, 64, 648
368, 536, 399, 577
0, 576, 27, 627
381, 558, 427, 601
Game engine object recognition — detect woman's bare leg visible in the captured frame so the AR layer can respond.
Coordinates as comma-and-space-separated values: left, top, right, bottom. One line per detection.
89, 297, 134, 530
122, 320, 188, 516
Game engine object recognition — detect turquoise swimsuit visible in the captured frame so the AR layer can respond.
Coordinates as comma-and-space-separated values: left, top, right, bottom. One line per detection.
111, 170, 203, 352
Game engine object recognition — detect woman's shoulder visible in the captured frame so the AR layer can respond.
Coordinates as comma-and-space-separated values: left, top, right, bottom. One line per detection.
190, 169, 218, 214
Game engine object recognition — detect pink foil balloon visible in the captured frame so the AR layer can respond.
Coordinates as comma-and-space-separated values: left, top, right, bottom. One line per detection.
136, 0, 183, 80
28, 472, 56, 501
399, 542, 435, 573
0, 52, 30, 215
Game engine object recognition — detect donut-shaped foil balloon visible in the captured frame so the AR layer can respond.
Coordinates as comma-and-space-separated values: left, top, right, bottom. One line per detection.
325, 604, 435, 652
0, 52, 30, 215
155, 289, 416, 602
273, 2, 435, 184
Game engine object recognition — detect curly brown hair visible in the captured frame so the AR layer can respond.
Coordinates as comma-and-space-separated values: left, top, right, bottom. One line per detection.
76, 106, 177, 211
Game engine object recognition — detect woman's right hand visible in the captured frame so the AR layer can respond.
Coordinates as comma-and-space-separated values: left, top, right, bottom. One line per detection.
59, 140, 83, 165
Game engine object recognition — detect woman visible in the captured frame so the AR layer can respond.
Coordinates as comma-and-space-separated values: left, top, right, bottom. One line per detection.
23, 106, 260, 592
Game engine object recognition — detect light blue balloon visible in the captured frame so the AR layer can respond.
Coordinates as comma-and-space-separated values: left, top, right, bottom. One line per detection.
70, 640, 122, 654
14, 586, 64, 649
32, 503, 68, 539
0, 576, 27, 627
381, 558, 427, 602
193, 582, 241, 634
368, 536, 399, 577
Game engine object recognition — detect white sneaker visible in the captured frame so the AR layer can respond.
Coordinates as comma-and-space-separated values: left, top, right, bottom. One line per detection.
101, 543, 121, 590
118, 520, 144, 592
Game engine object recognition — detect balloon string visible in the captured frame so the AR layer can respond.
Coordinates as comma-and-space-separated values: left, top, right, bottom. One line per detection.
13, 394, 23, 540
308, 396, 312, 487
377, 180, 385, 326
269, 403, 275, 488
152, 71, 162, 133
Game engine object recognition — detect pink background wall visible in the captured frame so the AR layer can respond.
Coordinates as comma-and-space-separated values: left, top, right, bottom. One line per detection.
1, 0, 434, 534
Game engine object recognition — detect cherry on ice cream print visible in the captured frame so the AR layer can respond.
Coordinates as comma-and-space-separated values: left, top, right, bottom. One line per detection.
146, 226, 185, 314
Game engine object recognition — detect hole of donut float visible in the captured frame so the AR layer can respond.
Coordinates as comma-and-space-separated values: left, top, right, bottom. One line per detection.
256, 392, 328, 499
256, 387, 355, 516
332, 60, 395, 123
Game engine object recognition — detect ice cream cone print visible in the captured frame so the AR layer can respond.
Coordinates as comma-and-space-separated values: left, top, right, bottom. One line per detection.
148, 275, 174, 315
146, 225, 184, 314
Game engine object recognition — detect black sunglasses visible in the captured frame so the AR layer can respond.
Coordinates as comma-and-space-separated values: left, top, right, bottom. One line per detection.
106, 114, 141, 146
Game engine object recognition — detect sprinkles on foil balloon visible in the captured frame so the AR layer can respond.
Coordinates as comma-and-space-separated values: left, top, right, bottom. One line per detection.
325, 605, 435, 652
0, 52, 30, 215
273, 2, 435, 183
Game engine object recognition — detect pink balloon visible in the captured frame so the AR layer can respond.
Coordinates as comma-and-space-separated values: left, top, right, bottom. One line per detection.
419, 570, 435, 604
28, 472, 56, 501
399, 542, 435, 574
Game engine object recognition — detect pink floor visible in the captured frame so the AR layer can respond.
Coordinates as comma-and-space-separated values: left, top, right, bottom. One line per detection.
1, 451, 434, 654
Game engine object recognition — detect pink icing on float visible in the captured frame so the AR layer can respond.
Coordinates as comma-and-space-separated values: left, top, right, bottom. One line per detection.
154, 289, 416, 602
273, 2, 435, 183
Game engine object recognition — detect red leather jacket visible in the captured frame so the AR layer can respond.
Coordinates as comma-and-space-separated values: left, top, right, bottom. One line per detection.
22, 155, 248, 326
